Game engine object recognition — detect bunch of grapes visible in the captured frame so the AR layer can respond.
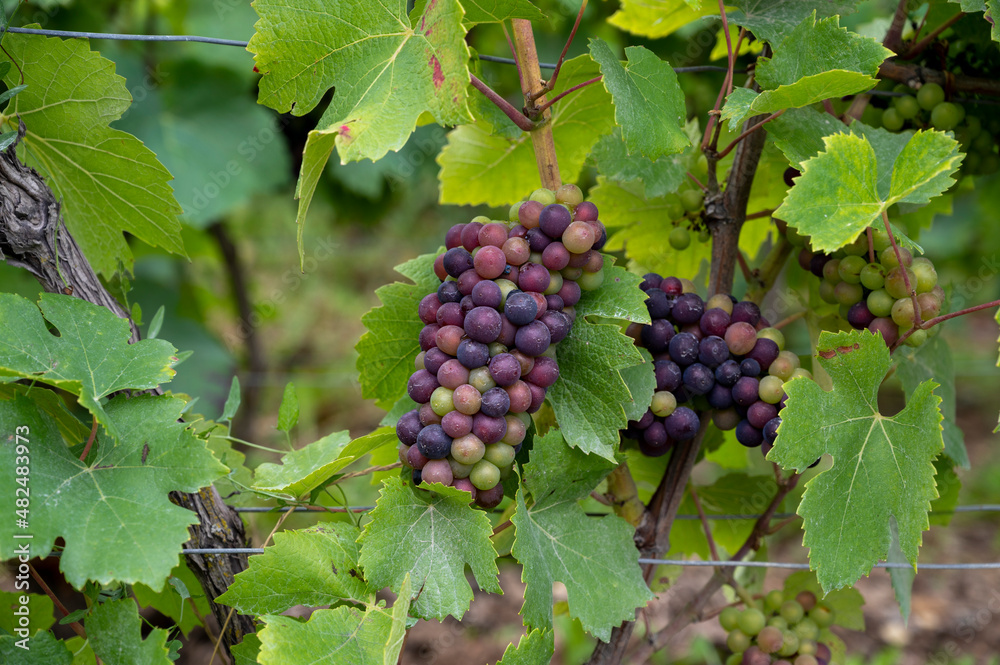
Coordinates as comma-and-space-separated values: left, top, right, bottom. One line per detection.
666, 189, 710, 251
787, 224, 946, 349
397, 184, 608, 509
623, 273, 812, 457
720, 590, 836, 665
874, 82, 998, 175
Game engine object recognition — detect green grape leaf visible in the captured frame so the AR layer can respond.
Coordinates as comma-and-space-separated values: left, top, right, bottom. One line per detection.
0, 394, 227, 590
512, 448, 653, 639
727, 0, 859, 43
88, 600, 172, 665
1, 33, 184, 277
357, 252, 440, 410
460, 0, 545, 23
132, 563, 212, 637
929, 455, 961, 527
0, 631, 73, 665
588, 40, 689, 161
609, 1, 718, 39
222, 375, 242, 422
548, 311, 645, 461
720, 87, 758, 127
619, 349, 656, 422
774, 131, 961, 253
257, 606, 392, 665
385, 573, 412, 665
590, 128, 690, 199
0, 383, 89, 445
0, 593, 55, 634
781, 570, 865, 630
767, 330, 944, 592
575, 258, 651, 324
766, 105, 850, 167
231, 634, 262, 665
217, 523, 372, 615
249, 0, 473, 264
358, 477, 501, 620
496, 629, 555, 665
0, 292, 177, 442
252, 429, 393, 499
276, 382, 299, 433
438, 55, 615, 206
896, 336, 968, 468
522, 430, 617, 506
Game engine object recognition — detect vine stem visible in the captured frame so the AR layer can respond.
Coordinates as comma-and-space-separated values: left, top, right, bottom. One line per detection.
27, 564, 88, 641
535, 75, 602, 114
893, 298, 1000, 350
716, 109, 785, 160
884, 0, 911, 52
511, 19, 562, 189
529, 0, 588, 100
79, 415, 98, 461
718, 0, 734, 96
866, 226, 876, 263
880, 210, 922, 327
902, 11, 965, 60
470, 74, 536, 131
336, 462, 402, 482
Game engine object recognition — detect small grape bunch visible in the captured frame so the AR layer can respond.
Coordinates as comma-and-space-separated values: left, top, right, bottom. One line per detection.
720, 590, 837, 665
787, 224, 945, 349
398, 185, 608, 509
622, 274, 811, 457
667, 188, 711, 251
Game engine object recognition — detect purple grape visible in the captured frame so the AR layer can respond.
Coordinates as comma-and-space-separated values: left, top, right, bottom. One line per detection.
700, 308, 731, 337
505, 291, 538, 326
419, 402, 441, 426
641, 320, 676, 353
671, 293, 704, 325
540, 310, 571, 344
524, 355, 559, 388
418, 293, 441, 324
732, 376, 760, 407
480, 387, 512, 417
518, 200, 543, 228
419, 324, 440, 352
472, 413, 507, 444
664, 406, 700, 441
682, 363, 715, 395
460, 222, 483, 251
436, 302, 464, 327
868, 317, 899, 346
640, 422, 671, 456
632, 409, 655, 430
557, 280, 581, 306
763, 417, 781, 443
459, 295, 475, 315
739, 358, 761, 377
421, 459, 454, 486
441, 410, 473, 438
573, 201, 599, 222
443, 247, 474, 278
407, 369, 439, 403
592, 226, 608, 250
526, 382, 547, 413
698, 335, 729, 368
416, 424, 452, 459
848, 301, 876, 330
498, 315, 517, 346
730, 301, 761, 326
668, 332, 700, 366
715, 359, 741, 387
525, 227, 552, 253
471, 280, 503, 309
747, 400, 778, 429
654, 360, 683, 392
810, 252, 831, 278
488, 353, 521, 386
645, 289, 673, 319
475, 483, 505, 509
539, 204, 572, 238
445, 223, 465, 250
735, 419, 763, 447
474, 246, 507, 280
515, 321, 551, 356
437, 280, 461, 304
412, 469, 423, 485
746, 338, 779, 370
518, 263, 551, 293
457, 269, 483, 296
707, 383, 734, 409
640, 273, 663, 291
457, 339, 490, 369
422, 347, 448, 375
542, 242, 571, 271
406, 444, 429, 470
396, 409, 422, 446
660, 276, 683, 296
465, 306, 502, 343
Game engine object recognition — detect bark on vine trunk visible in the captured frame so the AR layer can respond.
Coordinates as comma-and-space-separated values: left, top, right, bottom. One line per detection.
0, 123, 255, 658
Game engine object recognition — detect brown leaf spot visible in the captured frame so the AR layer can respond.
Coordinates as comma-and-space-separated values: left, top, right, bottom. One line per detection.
141, 443, 150, 465
818, 349, 836, 359
331, 563, 338, 575
430, 55, 444, 89
837, 343, 861, 355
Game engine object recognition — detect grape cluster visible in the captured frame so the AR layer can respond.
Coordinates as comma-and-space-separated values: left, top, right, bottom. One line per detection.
623, 274, 811, 457
787, 224, 945, 349
397, 184, 608, 509
876, 82, 998, 176
720, 591, 837, 665
666, 189, 710, 251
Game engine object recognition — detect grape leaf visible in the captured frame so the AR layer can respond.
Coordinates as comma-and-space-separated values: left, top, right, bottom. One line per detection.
588, 40, 689, 161
276, 382, 299, 433
548, 311, 645, 461
767, 330, 944, 592
0, 593, 55, 634
132, 563, 212, 637
619, 349, 656, 422
0, 631, 72, 665
357, 252, 441, 410
1, 33, 184, 277
0, 383, 89, 445
248, 0, 473, 265
575, 258, 651, 324
358, 477, 501, 620
257, 605, 393, 665
512, 431, 653, 640
385, 573, 412, 665
217, 524, 373, 615
608, 0, 718, 39
727, 0, 859, 43
88, 600, 172, 665
231, 634, 262, 665
773, 131, 961, 253
438, 55, 615, 206
496, 629, 555, 665
590, 128, 690, 198
725, 71, 881, 128
0, 393, 227, 590
0, 293, 178, 441
251, 430, 382, 499
460, 0, 545, 23
896, 336, 968, 468
720, 88, 758, 126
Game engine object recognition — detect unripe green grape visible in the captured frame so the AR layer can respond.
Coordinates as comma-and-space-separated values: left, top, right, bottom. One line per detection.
973, 130, 995, 152
838, 303, 852, 320
725, 654, 742, 665
544, 270, 563, 296
809, 606, 834, 627
778, 631, 800, 657
495, 279, 518, 307
529, 188, 556, 205
885, 266, 916, 299
838, 255, 867, 284
555, 183, 583, 206
757, 327, 785, 350
790, 367, 812, 381
860, 263, 886, 290
469, 367, 497, 393
882, 107, 904, 131
719, 606, 741, 632
669, 226, 692, 250
867, 289, 895, 317
578, 267, 604, 291
797, 640, 817, 656
738, 608, 766, 636
893, 94, 920, 120
891, 297, 917, 328
794, 618, 819, 641
821, 258, 841, 283
695, 153, 709, 177
834, 281, 864, 306
451, 434, 486, 465
448, 457, 474, 479
768, 616, 788, 630
431, 386, 456, 416
651, 390, 677, 417
842, 235, 869, 257
880, 245, 912, 269
759, 375, 786, 404
931, 102, 962, 131
509, 202, 523, 222
502, 416, 526, 446
415, 351, 426, 371
698, 227, 711, 243
779, 600, 804, 624
707, 293, 734, 314
905, 328, 928, 347
917, 82, 945, 110
911, 257, 938, 293
819, 280, 838, 304
664, 196, 684, 220
966, 115, 983, 138
484, 442, 516, 468
769, 352, 798, 381
469, 459, 501, 490
489, 342, 508, 357
785, 227, 809, 247
471, 215, 492, 226
680, 189, 705, 212
764, 590, 784, 612
726, 629, 751, 654
562, 266, 583, 281
679, 277, 697, 293
870, 227, 891, 252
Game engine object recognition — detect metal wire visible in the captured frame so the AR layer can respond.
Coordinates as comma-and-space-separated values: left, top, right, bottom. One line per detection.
233, 505, 375, 513
638, 559, 1000, 570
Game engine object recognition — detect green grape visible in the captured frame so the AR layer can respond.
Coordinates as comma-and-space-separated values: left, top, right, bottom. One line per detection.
842, 235, 869, 257
810, 606, 834, 628
785, 227, 810, 247
891, 297, 916, 328
759, 375, 785, 404
769, 351, 800, 381
664, 196, 685, 220
698, 227, 711, 243
757, 327, 785, 350
680, 189, 705, 212
870, 227, 891, 252
917, 82, 945, 110
469, 459, 501, 490
966, 115, 983, 138
669, 226, 692, 250
905, 328, 929, 347
768, 616, 788, 630
694, 153, 709, 177
797, 640, 817, 656
448, 457, 474, 479
495, 278, 518, 306
719, 606, 741, 632
794, 618, 819, 641
790, 367, 812, 381
469, 367, 497, 393
779, 600, 804, 624
819, 280, 838, 305
764, 590, 785, 612
529, 188, 556, 205
880, 245, 912, 268
834, 281, 864, 306
972, 130, 995, 152
430, 386, 456, 416
651, 390, 677, 418
867, 289, 895, 317
882, 107, 904, 131
778, 631, 800, 657
727, 629, 751, 654
911, 257, 938, 293
578, 268, 604, 291
885, 266, 917, 299
838, 255, 867, 284
483, 442, 516, 468
860, 263, 886, 290
738, 608, 767, 636
707, 293, 734, 314
931, 102, 962, 131
893, 94, 920, 120
555, 183, 583, 206
509, 202, 523, 222
822, 258, 841, 283
725, 655, 742, 665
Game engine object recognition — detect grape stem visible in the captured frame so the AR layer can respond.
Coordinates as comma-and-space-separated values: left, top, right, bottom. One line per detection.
715, 109, 785, 160
718, 0, 735, 96
336, 462, 402, 482
880, 210, 923, 328
511, 19, 563, 189
866, 226, 876, 263
687, 171, 707, 191
893, 298, 1000, 350
528, 0, 588, 102
469, 73, 536, 131
901, 11, 965, 60
492, 519, 512, 536
773, 310, 806, 330
745, 208, 775, 220
79, 414, 98, 461
534, 75, 603, 114
28, 564, 89, 642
